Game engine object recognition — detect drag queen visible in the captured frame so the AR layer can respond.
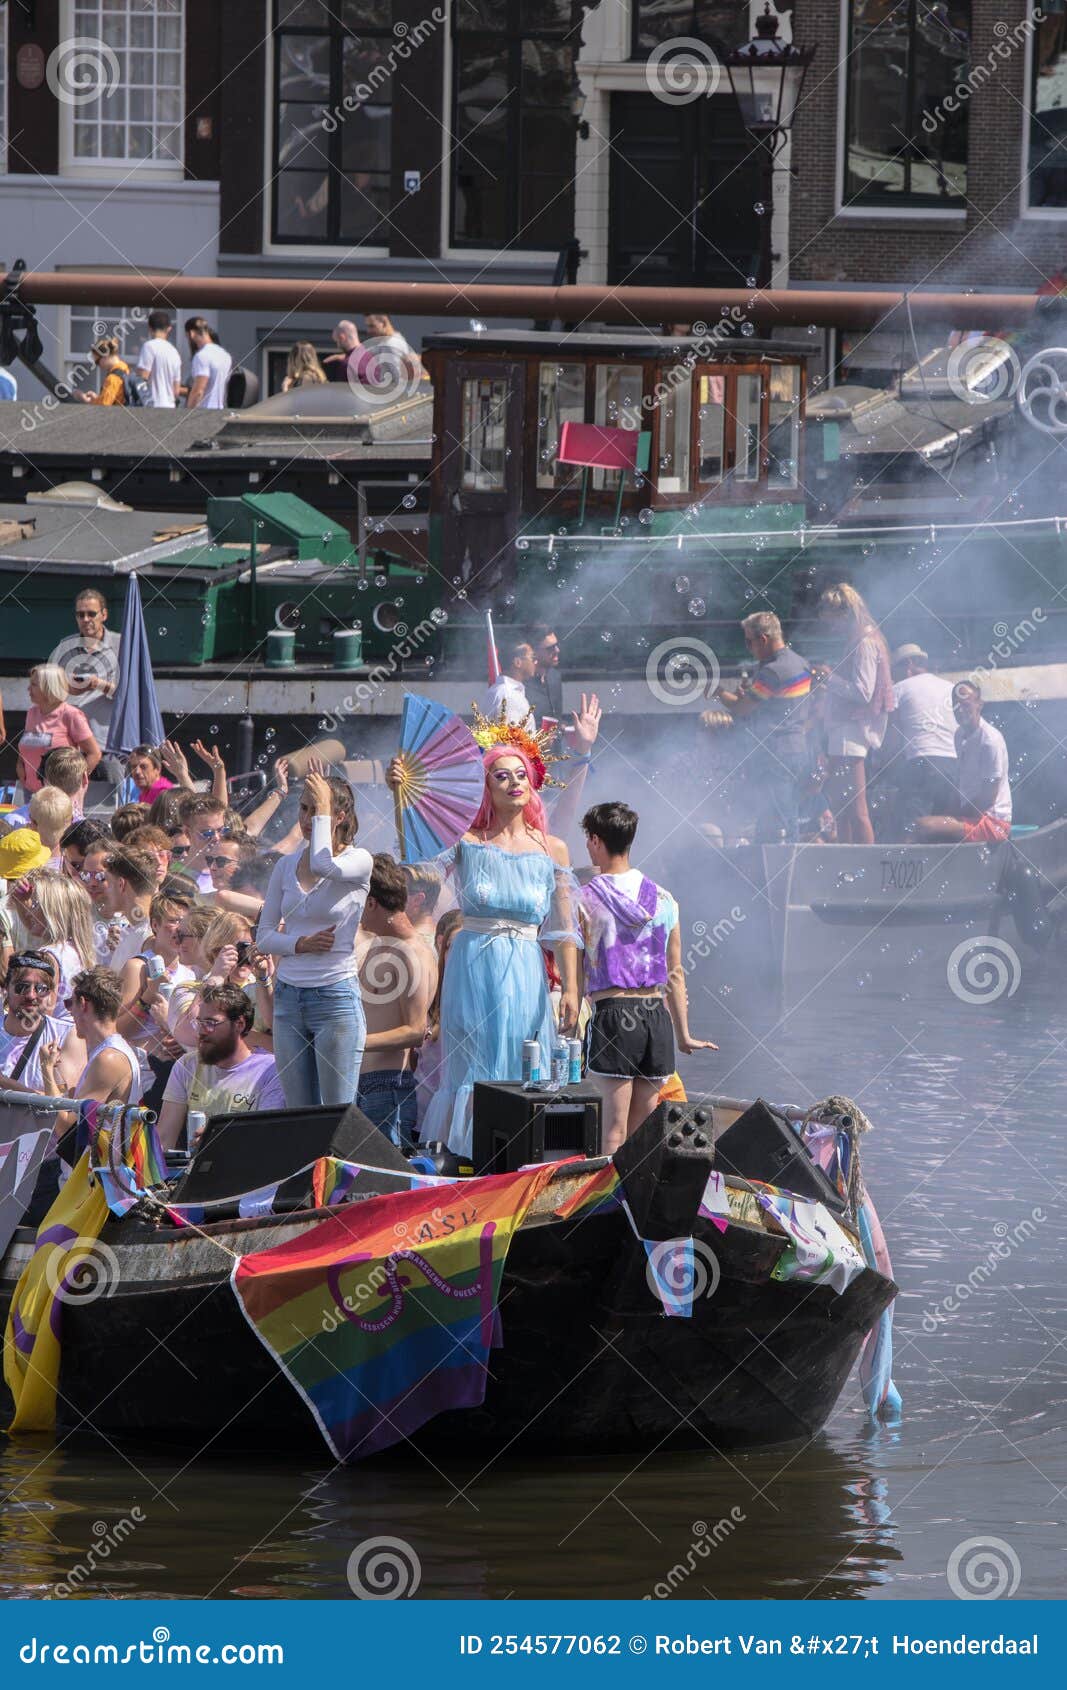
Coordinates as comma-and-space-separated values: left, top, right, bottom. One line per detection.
389, 724, 580, 1158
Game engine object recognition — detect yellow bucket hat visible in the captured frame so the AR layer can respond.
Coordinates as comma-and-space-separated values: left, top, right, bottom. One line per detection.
0, 828, 53, 881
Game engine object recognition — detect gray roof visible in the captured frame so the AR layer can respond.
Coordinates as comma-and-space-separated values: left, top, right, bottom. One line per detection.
0, 394, 433, 464
0, 499, 207, 571
807, 385, 1012, 459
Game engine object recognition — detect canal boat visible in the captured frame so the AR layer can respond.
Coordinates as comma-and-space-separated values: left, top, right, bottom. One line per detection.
0, 1097, 895, 1460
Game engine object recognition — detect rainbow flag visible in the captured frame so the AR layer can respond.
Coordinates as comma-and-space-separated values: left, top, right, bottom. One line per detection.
90, 1105, 168, 1217
751, 667, 812, 701
231, 1164, 556, 1462
552, 1162, 622, 1223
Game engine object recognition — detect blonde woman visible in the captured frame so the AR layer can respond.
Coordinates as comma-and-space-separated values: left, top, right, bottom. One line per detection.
281, 342, 328, 391
814, 584, 895, 845
78, 336, 130, 406
18, 664, 101, 793
10, 869, 96, 1020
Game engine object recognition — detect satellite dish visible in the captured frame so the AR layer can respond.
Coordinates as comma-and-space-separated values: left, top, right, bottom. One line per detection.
1017, 348, 1067, 436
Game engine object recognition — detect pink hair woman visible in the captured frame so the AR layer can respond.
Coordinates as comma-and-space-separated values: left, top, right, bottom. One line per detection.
386, 740, 580, 1159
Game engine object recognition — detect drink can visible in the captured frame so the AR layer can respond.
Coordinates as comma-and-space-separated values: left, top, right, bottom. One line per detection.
551, 1036, 568, 1089
146, 953, 166, 980
187, 1111, 208, 1151
540, 716, 559, 736
522, 1039, 541, 1087
568, 1038, 583, 1086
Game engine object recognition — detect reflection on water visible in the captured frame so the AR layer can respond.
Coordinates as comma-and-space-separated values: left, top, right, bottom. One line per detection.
2, 969, 1065, 1600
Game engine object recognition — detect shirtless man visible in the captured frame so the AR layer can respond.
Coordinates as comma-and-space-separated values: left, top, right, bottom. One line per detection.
356, 854, 436, 1152
37, 966, 141, 1159
401, 861, 446, 953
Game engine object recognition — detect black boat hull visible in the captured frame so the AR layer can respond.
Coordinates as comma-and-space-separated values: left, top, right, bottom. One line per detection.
0, 1191, 895, 1458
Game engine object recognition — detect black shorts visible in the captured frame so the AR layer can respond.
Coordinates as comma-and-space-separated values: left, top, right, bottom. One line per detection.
587, 997, 675, 1082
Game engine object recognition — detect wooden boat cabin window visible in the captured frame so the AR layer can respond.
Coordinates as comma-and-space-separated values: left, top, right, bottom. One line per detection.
657, 372, 692, 494
460, 376, 509, 491
767, 365, 801, 489
593, 363, 644, 489
697, 372, 726, 484
733, 373, 762, 483
536, 362, 585, 490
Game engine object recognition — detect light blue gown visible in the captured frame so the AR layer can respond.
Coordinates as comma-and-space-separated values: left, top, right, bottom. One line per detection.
421, 841, 579, 1158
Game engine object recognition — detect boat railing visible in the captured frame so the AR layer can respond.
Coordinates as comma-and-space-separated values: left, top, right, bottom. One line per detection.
0, 1088, 79, 1114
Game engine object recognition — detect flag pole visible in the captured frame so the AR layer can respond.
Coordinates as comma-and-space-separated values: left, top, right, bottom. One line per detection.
486, 607, 501, 684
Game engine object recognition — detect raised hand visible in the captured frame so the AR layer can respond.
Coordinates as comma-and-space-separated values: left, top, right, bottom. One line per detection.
304, 771, 333, 815
190, 738, 226, 774
159, 739, 191, 783
272, 756, 290, 794
570, 692, 602, 753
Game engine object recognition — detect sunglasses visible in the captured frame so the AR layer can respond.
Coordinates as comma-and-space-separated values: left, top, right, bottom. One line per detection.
79, 869, 108, 885
205, 854, 233, 868
12, 981, 50, 996
195, 827, 228, 842
170, 844, 190, 858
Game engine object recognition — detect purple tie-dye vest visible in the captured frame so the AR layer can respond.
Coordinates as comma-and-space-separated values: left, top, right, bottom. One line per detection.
579, 873, 672, 993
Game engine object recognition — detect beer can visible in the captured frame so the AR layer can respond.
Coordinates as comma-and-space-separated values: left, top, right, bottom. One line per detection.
187, 1111, 208, 1151
522, 1039, 541, 1087
568, 1038, 583, 1086
146, 953, 166, 980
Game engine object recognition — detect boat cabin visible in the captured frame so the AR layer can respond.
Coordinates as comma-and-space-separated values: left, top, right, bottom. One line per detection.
421, 328, 809, 586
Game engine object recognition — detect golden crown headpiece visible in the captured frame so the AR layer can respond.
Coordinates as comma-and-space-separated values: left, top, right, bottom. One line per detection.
469, 703, 567, 789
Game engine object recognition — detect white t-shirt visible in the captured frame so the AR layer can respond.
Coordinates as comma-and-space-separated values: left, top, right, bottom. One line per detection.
163, 1049, 286, 1118
189, 342, 233, 410
0, 1013, 70, 1092
137, 337, 183, 407
956, 718, 1012, 823
892, 672, 957, 761
109, 920, 152, 974
482, 674, 534, 728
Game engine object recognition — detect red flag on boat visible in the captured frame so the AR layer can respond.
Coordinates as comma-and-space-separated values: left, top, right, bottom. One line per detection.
486, 608, 501, 685
557, 420, 640, 471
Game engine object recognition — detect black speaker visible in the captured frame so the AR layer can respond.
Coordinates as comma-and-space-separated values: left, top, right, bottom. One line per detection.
713, 1098, 846, 1213
168, 1101, 407, 1209
471, 1082, 601, 1175
613, 1100, 716, 1241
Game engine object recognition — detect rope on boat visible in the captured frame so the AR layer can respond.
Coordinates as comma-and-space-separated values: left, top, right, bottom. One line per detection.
800, 1094, 872, 1217
136, 1191, 243, 1262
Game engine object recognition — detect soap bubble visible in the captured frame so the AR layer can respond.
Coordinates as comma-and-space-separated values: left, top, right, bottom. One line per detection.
402, 493, 417, 509
687, 597, 706, 617
158, 626, 167, 635
516, 538, 530, 551
740, 321, 755, 337
638, 507, 655, 525
601, 631, 613, 643
754, 201, 766, 216
674, 574, 691, 593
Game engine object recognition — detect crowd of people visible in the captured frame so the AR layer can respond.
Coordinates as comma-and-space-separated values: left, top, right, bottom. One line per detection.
0, 312, 422, 411
700, 587, 1013, 848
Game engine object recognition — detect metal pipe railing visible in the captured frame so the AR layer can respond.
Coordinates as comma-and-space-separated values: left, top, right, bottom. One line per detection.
9, 271, 1046, 330
0, 1088, 78, 1113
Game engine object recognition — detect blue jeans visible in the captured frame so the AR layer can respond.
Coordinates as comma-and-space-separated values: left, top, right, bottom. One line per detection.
357, 1068, 418, 1152
753, 750, 808, 844
273, 978, 366, 1108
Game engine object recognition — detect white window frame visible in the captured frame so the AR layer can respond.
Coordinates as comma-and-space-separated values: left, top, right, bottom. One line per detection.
1021, 16, 1067, 219
58, 0, 185, 182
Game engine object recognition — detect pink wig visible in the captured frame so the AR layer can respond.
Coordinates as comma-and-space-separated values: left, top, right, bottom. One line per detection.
471, 744, 548, 835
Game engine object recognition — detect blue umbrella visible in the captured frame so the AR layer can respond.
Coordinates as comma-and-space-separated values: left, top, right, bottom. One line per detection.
105, 573, 164, 756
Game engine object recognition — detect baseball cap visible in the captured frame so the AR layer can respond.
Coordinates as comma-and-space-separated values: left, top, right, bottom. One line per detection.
891, 643, 928, 665
0, 828, 52, 881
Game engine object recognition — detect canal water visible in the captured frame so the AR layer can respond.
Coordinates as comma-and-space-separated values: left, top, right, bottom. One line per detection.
1, 961, 1065, 1601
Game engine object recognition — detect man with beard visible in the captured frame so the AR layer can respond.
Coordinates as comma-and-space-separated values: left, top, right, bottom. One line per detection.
157, 983, 285, 1150
0, 950, 86, 1223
